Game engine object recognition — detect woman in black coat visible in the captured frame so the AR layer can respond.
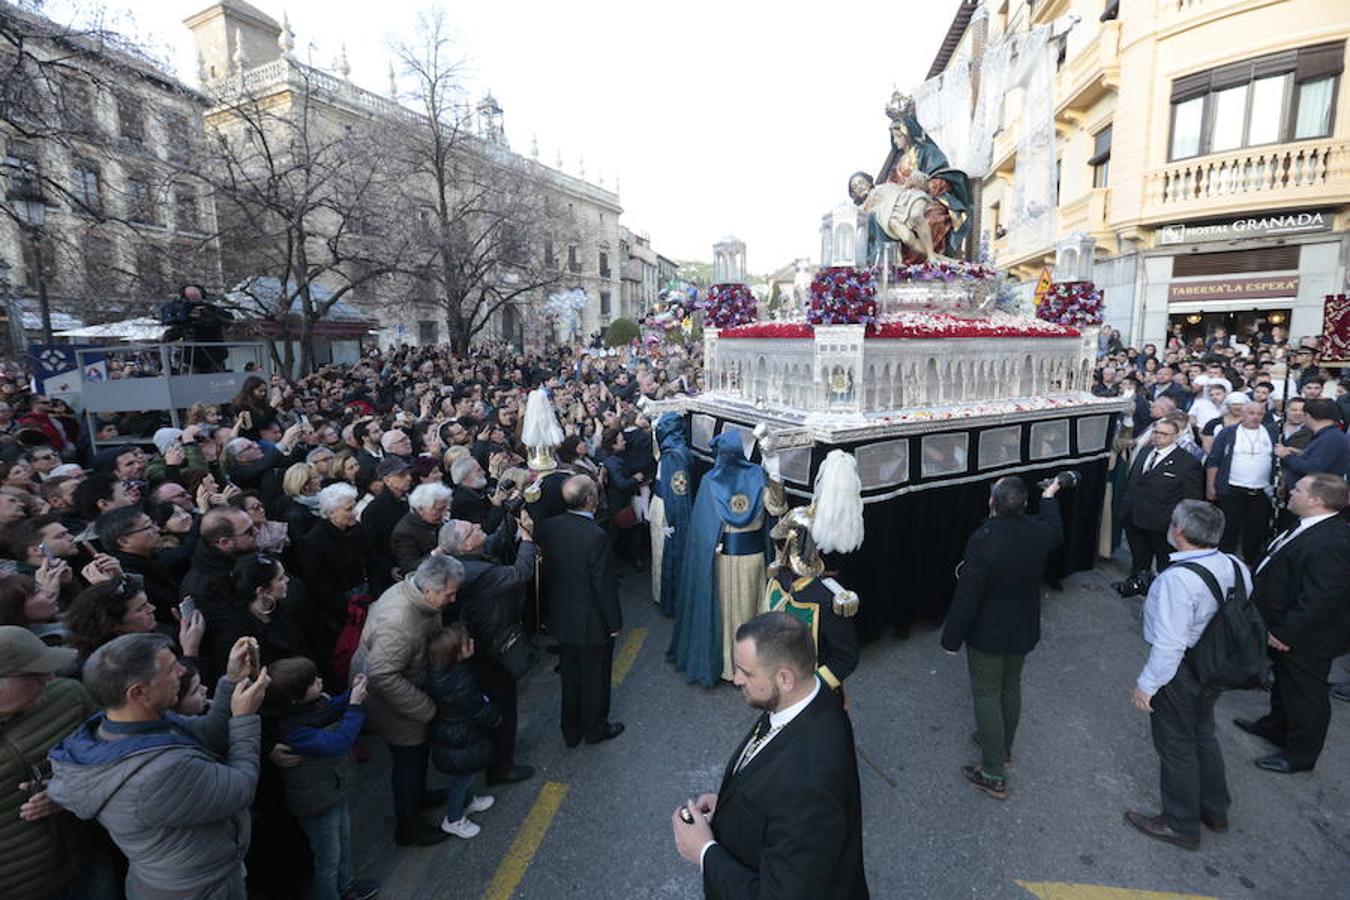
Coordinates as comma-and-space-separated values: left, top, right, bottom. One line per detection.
216, 554, 311, 670
301, 482, 369, 687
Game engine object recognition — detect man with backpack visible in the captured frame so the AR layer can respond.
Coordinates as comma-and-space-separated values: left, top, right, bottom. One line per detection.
1126, 500, 1254, 850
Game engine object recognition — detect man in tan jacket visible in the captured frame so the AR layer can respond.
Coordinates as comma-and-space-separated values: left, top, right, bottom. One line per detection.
352, 555, 464, 846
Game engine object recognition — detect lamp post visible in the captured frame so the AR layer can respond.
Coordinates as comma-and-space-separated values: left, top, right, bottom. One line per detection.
14, 197, 52, 344
0, 258, 24, 355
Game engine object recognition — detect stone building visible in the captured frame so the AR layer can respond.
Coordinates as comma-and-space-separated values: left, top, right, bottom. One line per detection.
927, 0, 1349, 346
0, 1, 223, 343
185, 0, 624, 351
620, 226, 659, 320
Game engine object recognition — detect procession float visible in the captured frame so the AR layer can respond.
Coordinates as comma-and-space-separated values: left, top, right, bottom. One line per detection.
651, 89, 1124, 640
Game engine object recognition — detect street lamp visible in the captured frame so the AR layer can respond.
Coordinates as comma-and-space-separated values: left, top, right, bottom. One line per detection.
14, 197, 52, 344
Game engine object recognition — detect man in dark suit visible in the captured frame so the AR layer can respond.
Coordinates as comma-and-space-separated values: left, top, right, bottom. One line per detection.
1118, 414, 1204, 596
1150, 366, 1191, 410
672, 612, 868, 899
941, 475, 1064, 799
537, 474, 623, 746
1235, 473, 1350, 773
361, 456, 412, 595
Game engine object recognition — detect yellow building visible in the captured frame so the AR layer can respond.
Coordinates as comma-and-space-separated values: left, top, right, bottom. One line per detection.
929, 0, 1349, 346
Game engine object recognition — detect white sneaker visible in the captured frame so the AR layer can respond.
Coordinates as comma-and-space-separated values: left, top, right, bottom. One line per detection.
466, 795, 495, 815
440, 816, 480, 839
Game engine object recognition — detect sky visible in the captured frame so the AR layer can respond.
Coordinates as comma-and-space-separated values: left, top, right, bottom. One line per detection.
45, 0, 956, 274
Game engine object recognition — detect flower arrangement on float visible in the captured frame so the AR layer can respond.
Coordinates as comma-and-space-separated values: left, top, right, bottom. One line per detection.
808, 267, 878, 325
889, 259, 999, 283
701, 283, 757, 328
719, 311, 1080, 340
1035, 281, 1104, 327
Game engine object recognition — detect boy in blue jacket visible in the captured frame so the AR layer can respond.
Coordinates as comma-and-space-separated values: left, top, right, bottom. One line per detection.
266, 656, 378, 900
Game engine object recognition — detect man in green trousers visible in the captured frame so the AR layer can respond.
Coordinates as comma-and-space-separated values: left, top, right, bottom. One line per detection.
941, 475, 1065, 799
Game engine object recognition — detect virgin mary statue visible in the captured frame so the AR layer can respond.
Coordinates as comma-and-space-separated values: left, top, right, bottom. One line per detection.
874, 90, 972, 261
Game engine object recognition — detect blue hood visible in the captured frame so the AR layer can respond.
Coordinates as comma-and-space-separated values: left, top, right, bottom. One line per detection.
705, 431, 764, 529
49, 712, 204, 766
656, 413, 687, 454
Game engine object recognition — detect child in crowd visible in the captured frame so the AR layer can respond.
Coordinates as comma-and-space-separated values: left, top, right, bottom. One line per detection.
173, 663, 209, 715
266, 656, 379, 900
427, 623, 500, 838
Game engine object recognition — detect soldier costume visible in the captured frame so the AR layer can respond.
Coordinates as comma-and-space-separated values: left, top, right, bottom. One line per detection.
761, 448, 865, 690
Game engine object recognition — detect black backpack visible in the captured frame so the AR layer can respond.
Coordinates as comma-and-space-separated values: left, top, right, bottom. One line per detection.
1174, 557, 1270, 691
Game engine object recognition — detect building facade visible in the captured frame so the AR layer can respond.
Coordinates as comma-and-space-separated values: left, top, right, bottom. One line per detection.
620, 227, 659, 320
1, 2, 223, 344
185, 0, 624, 351
929, 0, 1348, 347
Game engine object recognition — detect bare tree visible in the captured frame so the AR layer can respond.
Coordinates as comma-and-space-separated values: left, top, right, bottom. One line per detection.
392, 10, 564, 352
1, 1, 218, 340
200, 63, 413, 374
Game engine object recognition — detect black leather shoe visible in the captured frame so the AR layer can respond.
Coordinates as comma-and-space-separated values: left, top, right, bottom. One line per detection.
1123, 810, 1199, 850
1232, 718, 1284, 745
421, 788, 448, 807
1255, 753, 1312, 774
395, 823, 450, 847
486, 765, 535, 785
1200, 811, 1229, 833
585, 722, 625, 744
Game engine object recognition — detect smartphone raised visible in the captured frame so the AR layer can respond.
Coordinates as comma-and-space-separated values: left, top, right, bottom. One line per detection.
38, 542, 55, 566
179, 596, 198, 620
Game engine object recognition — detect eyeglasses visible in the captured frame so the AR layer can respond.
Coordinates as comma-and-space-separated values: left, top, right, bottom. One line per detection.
123, 521, 158, 537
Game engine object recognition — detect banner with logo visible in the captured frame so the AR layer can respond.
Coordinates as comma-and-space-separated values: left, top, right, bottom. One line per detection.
27, 343, 105, 405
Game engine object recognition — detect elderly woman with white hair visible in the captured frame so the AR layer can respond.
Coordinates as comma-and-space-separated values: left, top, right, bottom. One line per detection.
301, 482, 371, 686
391, 483, 452, 575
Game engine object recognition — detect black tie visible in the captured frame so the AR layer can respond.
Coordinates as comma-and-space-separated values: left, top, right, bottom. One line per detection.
735, 712, 772, 773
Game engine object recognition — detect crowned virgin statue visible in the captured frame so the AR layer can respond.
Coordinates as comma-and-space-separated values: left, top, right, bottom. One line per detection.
851, 91, 973, 264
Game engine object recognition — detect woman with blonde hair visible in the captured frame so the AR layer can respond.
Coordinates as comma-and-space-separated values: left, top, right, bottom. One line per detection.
278, 462, 322, 552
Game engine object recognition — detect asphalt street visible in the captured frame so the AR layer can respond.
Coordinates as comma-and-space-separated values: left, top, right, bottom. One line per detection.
344, 557, 1349, 900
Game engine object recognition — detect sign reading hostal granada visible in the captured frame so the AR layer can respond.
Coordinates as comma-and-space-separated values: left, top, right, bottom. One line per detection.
1159, 211, 1331, 245
1168, 276, 1300, 303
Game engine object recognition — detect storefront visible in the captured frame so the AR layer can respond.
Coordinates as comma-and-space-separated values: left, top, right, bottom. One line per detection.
1134, 208, 1346, 348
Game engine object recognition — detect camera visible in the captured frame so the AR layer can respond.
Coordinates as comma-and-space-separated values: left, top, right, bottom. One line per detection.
503, 493, 526, 516
1036, 470, 1081, 491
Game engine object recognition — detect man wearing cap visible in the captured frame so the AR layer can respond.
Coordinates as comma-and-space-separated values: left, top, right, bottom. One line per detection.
362, 456, 414, 595
0, 626, 98, 900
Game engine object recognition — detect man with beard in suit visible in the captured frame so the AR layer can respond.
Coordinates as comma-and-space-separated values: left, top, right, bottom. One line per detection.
672, 612, 868, 900
1234, 473, 1350, 773
1117, 415, 1204, 597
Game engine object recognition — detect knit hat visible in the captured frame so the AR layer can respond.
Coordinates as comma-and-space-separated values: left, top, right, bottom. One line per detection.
153, 428, 184, 455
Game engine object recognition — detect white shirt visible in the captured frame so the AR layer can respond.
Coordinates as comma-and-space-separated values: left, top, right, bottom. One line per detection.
1255, 513, 1338, 573
1227, 425, 1273, 489
699, 680, 822, 869
1141, 442, 1178, 472
1138, 548, 1252, 695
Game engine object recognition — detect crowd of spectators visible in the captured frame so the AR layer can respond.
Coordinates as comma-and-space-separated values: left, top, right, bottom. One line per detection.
0, 338, 699, 899
0, 314, 1345, 897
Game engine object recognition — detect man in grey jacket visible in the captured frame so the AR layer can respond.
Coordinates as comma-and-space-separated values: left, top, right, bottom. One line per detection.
46, 633, 270, 899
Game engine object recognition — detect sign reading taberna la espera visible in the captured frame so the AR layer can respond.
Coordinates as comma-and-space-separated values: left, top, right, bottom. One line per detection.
1159, 211, 1331, 245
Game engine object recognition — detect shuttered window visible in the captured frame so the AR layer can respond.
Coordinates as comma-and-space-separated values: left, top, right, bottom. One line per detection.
1172, 246, 1299, 277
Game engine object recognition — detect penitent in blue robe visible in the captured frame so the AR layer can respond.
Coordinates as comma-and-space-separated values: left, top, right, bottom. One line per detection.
654, 413, 693, 618
668, 431, 767, 687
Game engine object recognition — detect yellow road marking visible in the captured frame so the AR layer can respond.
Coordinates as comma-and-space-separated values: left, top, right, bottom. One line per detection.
611, 627, 648, 686
483, 781, 569, 900
1016, 880, 1217, 900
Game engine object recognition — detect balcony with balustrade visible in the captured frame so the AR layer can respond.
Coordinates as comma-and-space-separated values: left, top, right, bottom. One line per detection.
1139, 137, 1350, 223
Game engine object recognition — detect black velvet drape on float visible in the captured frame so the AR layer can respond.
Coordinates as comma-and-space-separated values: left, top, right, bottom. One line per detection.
834, 457, 1109, 642
683, 411, 1117, 646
